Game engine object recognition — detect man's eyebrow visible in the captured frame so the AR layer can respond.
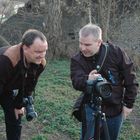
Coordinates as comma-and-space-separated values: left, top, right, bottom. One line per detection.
84, 43, 92, 46
79, 41, 91, 45
35, 50, 46, 52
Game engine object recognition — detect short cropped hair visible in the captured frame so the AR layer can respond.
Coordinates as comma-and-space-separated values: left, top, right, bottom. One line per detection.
79, 23, 102, 40
21, 29, 47, 47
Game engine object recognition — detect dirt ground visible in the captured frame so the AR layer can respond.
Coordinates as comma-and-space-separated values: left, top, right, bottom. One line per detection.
0, 121, 72, 140
0, 121, 40, 140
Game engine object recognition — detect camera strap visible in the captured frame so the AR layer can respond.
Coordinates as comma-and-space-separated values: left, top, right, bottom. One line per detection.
96, 43, 109, 73
20, 47, 26, 98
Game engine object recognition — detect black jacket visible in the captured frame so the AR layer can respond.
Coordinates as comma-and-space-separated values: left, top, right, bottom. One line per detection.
71, 43, 138, 118
0, 46, 46, 109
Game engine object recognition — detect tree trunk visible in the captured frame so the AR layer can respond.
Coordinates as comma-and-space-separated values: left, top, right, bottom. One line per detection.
98, 0, 112, 41
44, 0, 62, 58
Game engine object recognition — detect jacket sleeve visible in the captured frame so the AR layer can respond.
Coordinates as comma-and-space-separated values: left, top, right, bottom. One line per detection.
0, 55, 13, 95
14, 64, 45, 109
70, 58, 88, 92
118, 48, 139, 108
24, 64, 45, 95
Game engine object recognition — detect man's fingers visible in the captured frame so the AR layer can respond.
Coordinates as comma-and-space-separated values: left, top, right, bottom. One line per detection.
90, 70, 97, 75
122, 106, 132, 119
14, 108, 25, 120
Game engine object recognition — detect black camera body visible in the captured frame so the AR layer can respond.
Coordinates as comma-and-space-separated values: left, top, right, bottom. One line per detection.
86, 76, 112, 99
23, 96, 37, 121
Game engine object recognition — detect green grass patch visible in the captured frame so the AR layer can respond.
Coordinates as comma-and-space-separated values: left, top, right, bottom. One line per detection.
33, 59, 140, 140
0, 59, 140, 140
33, 59, 80, 140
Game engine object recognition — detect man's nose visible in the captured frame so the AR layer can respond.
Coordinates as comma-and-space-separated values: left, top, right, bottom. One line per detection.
39, 52, 46, 58
81, 45, 86, 51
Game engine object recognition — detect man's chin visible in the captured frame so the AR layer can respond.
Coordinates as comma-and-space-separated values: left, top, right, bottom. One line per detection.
83, 53, 93, 57
34, 60, 42, 65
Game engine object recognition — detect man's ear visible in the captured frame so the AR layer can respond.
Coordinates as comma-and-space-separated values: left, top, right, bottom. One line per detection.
22, 45, 29, 53
98, 39, 102, 47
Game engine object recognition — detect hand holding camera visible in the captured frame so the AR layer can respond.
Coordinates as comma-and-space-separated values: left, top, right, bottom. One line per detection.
87, 70, 112, 99
88, 69, 101, 80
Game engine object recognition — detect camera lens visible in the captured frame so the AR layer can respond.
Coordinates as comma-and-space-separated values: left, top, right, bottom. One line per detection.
100, 84, 111, 99
26, 111, 38, 121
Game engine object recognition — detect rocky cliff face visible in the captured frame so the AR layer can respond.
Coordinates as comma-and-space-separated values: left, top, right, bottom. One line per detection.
0, 1, 139, 57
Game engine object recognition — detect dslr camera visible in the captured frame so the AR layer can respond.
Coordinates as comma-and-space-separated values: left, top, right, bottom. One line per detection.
86, 76, 112, 99
23, 96, 38, 121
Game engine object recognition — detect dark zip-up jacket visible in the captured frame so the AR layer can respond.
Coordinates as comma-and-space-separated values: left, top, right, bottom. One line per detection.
0, 46, 46, 109
71, 43, 138, 118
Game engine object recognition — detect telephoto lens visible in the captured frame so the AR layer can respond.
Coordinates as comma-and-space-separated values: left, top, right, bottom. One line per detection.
23, 96, 38, 121
86, 76, 112, 99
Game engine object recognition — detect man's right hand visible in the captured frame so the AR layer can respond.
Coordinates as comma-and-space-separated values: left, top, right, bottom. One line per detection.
14, 107, 25, 120
88, 69, 101, 80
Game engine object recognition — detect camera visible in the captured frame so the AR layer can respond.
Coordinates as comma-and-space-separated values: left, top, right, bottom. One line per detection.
86, 76, 112, 99
23, 96, 38, 121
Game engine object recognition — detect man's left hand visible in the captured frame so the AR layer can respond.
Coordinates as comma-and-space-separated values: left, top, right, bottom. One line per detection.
122, 106, 132, 119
